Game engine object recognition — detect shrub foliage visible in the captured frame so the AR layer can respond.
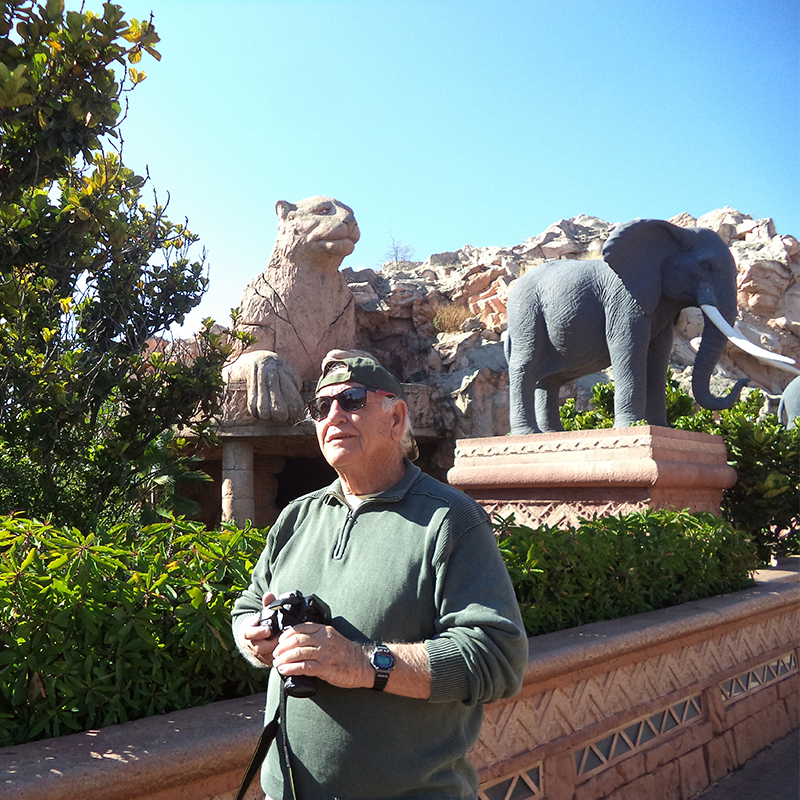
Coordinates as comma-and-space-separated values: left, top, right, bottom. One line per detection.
1, 507, 758, 746
496, 509, 756, 637
674, 391, 799, 562
0, 517, 268, 747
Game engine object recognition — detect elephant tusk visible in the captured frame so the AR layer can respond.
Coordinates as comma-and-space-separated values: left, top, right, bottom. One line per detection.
700, 304, 800, 375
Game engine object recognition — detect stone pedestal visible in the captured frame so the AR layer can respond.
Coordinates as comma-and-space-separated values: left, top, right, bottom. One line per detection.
447, 427, 738, 529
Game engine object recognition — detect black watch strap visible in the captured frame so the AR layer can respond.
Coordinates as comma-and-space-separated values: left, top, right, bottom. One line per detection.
369, 643, 395, 691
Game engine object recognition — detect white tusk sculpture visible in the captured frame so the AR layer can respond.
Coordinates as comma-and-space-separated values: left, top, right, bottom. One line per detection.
701, 304, 800, 376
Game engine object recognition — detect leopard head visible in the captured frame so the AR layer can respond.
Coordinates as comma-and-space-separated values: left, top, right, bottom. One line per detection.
273, 196, 360, 269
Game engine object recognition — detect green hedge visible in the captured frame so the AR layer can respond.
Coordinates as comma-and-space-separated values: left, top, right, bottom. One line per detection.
496, 509, 757, 636
0, 517, 268, 747
1, 509, 757, 747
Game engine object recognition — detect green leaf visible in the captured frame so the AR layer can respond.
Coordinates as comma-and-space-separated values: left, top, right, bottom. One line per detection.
45, 0, 65, 21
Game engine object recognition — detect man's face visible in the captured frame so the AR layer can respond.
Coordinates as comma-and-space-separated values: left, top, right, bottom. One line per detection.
314, 381, 404, 475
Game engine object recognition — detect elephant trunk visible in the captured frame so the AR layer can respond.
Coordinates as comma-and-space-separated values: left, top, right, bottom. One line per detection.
691, 305, 747, 411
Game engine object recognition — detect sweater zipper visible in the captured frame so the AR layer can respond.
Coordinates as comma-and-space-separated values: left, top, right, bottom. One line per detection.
332, 509, 356, 561
330, 495, 402, 560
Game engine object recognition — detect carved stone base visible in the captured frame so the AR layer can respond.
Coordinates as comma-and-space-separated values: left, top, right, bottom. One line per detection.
447, 427, 737, 528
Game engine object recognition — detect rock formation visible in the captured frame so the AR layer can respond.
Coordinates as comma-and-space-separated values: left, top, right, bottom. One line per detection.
342, 208, 798, 469
218, 204, 798, 462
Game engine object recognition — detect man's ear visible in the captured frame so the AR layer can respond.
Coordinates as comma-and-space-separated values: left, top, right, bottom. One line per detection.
391, 400, 409, 441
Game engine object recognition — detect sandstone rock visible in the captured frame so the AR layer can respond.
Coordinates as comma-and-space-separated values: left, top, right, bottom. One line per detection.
669, 212, 697, 228
696, 207, 750, 244
738, 259, 793, 314
429, 251, 461, 266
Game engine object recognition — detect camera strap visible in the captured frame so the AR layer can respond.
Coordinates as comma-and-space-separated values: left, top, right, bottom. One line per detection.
235, 683, 297, 800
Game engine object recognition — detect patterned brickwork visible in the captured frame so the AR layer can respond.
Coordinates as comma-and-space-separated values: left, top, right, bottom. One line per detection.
574, 694, 703, 779
477, 656, 798, 797
720, 651, 797, 704
473, 607, 799, 774
475, 498, 647, 529
479, 764, 543, 800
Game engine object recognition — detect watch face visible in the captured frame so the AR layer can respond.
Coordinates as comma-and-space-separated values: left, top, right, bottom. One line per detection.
373, 651, 394, 670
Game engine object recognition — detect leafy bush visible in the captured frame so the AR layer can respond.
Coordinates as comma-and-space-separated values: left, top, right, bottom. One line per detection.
496, 509, 756, 637
560, 377, 800, 563
0, 506, 760, 747
559, 382, 615, 430
0, 2, 253, 532
0, 517, 268, 747
673, 391, 799, 563
0, 444, 84, 526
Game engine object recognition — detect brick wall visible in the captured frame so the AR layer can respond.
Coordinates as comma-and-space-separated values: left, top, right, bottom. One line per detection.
474, 568, 799, 800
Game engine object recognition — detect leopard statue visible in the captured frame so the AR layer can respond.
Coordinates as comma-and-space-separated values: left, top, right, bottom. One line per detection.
221, 197, 360, 424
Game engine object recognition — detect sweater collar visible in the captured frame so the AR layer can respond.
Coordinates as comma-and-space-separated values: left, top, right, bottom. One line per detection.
326, 459, 421, 506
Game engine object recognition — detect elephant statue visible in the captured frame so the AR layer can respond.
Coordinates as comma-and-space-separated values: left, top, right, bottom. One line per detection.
504, 218, 799, 433
779, 375, 800, 429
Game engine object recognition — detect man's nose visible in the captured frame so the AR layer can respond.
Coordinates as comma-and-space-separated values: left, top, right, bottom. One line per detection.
325, 398, 349, 422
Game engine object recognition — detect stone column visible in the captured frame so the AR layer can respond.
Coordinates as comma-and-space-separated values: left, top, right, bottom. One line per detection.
221, 439, 255, 527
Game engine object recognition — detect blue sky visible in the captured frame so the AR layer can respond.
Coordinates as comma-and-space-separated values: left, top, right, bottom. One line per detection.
117, 0, 800, 333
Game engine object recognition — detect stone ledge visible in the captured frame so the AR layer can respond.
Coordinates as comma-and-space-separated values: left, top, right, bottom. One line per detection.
448, 428, 737, 490
1, 696, 265, 800
518, 569, 798, 688
447, 459, 735, 489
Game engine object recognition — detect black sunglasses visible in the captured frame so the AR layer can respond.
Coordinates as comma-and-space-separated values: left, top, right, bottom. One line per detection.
307, 386, 396, 421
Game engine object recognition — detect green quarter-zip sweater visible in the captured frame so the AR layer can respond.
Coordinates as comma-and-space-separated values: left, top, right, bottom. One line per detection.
232, 461, 528, 800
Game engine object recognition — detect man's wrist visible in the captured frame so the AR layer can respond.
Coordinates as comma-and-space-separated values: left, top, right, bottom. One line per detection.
361, 644, 374, 688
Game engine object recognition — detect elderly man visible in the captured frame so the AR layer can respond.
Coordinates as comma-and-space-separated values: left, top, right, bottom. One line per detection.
232, 352, 527, 800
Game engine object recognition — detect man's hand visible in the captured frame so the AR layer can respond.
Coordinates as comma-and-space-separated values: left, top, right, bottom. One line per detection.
241, 592, 279, 666
271, 623, 371, 690
272, 625, 432, 698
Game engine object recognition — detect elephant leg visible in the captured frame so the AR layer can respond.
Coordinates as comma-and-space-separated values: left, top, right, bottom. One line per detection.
508, 358, 541, 434
779, 375, 800, 429
535, 377, 563, 432
609, 318, 650, 427
644, 323, 674, 427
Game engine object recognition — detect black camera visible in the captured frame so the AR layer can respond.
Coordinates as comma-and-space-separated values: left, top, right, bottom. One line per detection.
260, 590, 331, 698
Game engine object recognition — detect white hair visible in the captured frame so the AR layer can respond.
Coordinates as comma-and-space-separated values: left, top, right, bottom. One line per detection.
381, 395, 416, 459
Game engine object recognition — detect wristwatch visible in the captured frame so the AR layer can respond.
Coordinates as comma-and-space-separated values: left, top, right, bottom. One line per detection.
369, 643, 395, 691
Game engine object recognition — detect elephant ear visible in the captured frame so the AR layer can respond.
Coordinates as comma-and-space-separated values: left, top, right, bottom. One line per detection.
602, 218, 696, 313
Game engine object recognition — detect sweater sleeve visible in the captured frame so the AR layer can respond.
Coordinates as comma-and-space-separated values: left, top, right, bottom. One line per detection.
425, 510, 528, 706
231, 527, 278, 668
